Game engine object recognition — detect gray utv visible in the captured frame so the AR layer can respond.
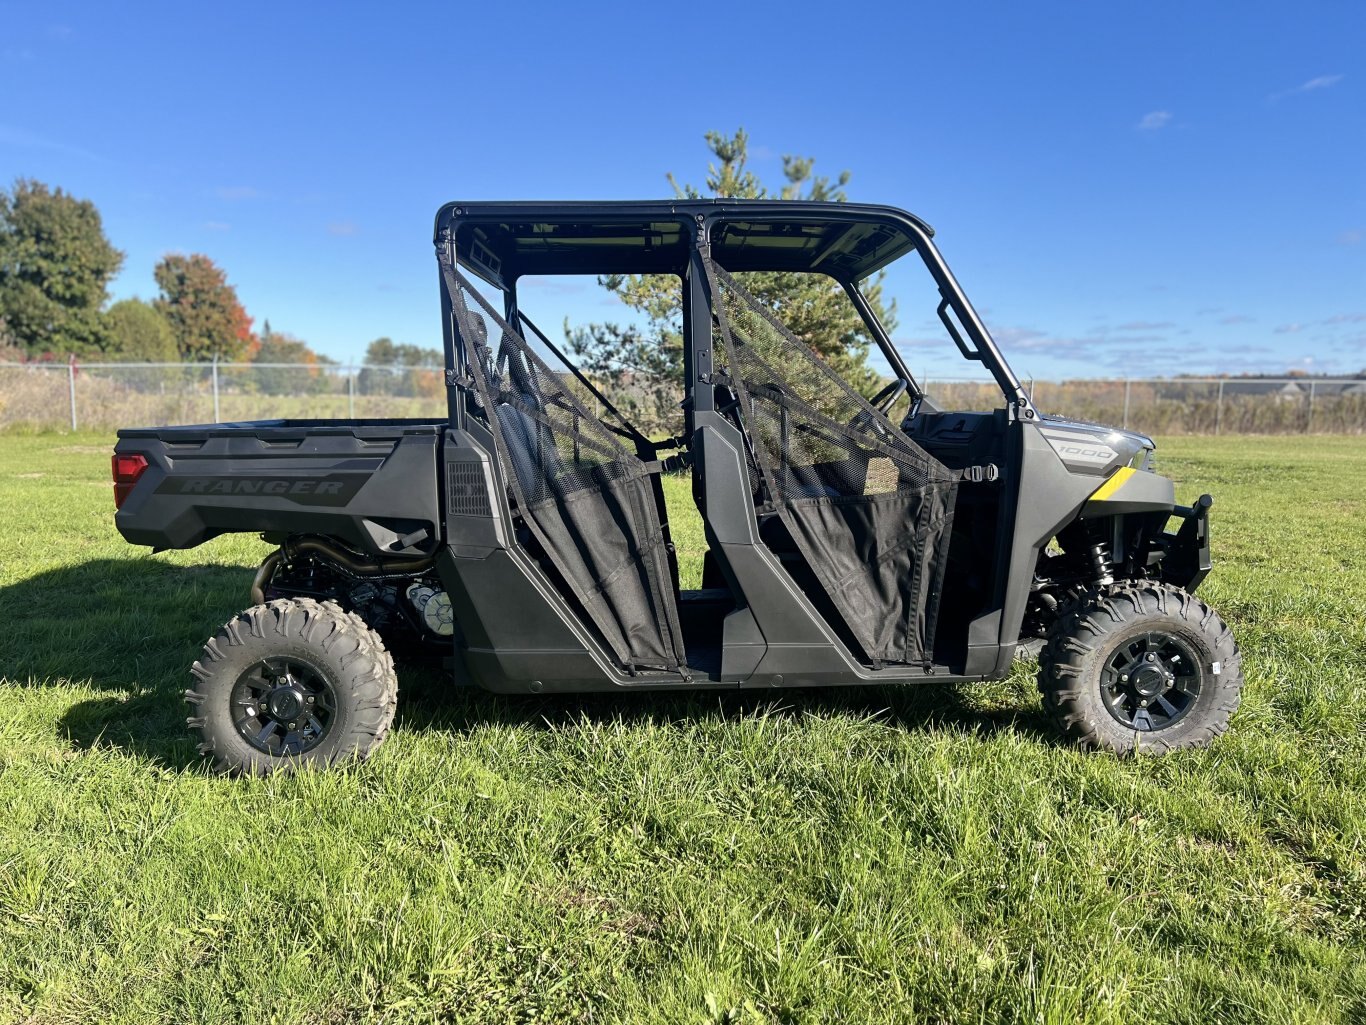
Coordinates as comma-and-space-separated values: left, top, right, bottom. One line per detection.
112, 200, 1241, 774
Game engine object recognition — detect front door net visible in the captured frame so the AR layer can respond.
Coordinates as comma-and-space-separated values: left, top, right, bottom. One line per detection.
706, 261, 959, 668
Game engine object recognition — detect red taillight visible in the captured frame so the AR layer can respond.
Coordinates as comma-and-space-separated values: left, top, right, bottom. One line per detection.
112, 452, 148, 509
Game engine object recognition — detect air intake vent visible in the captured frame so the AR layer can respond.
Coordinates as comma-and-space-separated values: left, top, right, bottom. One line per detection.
447, 460, 492, 517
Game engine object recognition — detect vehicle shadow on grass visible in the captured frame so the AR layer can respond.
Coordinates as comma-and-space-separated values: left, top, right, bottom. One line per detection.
399, 663, 1063, 749
4, 559, 1059, 772
4, 558, 261, 770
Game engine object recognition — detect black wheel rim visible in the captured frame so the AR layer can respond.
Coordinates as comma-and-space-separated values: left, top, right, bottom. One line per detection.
230, 657, 337, 756
1100, 631, 1203, 731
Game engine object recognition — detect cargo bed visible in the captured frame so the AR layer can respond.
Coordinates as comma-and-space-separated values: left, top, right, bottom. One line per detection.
113, 419, 445, 556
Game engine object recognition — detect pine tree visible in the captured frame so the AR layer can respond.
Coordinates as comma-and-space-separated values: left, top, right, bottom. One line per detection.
567, 130, 897, 435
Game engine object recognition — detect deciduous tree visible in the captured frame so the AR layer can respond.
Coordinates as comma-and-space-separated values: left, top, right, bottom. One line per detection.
357, 336, 443, 397
253, 321, 335, 394
0, 179, 124, 356
104, 299, 178, 362
153, 253, 254, 361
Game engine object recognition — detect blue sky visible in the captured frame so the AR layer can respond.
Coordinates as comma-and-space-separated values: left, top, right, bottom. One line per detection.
2, 1, 1363, 380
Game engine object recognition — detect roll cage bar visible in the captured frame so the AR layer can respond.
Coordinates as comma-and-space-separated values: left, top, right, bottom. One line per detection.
433, 200, 1037, 432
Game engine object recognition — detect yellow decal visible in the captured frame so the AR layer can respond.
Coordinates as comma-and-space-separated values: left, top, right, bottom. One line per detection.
1088, 466, 1136, 502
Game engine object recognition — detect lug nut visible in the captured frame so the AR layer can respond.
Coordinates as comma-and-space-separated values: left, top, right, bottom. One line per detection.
288, 722, 297, 730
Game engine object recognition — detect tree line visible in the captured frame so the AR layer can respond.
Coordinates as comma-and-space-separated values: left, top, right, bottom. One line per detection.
3, 130, 887, 416
0, 179, 439, 395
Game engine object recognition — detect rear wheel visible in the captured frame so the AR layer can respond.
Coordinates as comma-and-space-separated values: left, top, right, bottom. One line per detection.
185, 598, 398, 775
1038, 582, 1241, 754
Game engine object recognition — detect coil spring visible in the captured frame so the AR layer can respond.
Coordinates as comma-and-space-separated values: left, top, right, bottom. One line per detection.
1087, 539, 1115, 586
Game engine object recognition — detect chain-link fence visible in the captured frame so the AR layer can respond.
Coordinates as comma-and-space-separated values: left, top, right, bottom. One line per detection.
0, 359, 447, 430
912, 375, 1366, 435
2, 359, 1364, 435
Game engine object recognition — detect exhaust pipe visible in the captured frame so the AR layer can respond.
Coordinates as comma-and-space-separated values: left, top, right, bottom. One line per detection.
249, 537, 437, 604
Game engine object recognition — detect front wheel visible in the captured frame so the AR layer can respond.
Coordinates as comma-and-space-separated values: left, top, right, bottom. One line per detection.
1038, 583, 1242, 754
185, 598, 398, 775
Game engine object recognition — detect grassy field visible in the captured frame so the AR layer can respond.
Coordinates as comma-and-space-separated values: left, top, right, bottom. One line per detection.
1, 433, 1364, 1024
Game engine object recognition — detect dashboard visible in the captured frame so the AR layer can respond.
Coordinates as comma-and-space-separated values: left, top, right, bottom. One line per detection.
901, 409, 1007, 472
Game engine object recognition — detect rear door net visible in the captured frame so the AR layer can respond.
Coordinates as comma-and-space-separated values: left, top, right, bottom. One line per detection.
442, 260, 687, 675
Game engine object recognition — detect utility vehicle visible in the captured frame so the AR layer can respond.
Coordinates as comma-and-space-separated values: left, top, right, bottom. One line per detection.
113, 200, 1241, 774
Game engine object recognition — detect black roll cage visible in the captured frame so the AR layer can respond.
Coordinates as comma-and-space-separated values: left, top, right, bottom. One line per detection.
433, 200, 1037, 435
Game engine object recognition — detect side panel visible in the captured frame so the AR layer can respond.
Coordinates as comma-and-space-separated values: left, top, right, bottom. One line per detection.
114, 422, 442, 556
993, 423, 1123, 674
437, 422, 717, 693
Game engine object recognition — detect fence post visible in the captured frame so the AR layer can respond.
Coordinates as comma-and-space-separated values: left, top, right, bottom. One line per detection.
1122, 379, 1131, 429
348, 367, 355, 418
68, 354, 78, 431
1307, 381, 1315, 433
211, 355, 221, 422
1215, 379, 1224, 435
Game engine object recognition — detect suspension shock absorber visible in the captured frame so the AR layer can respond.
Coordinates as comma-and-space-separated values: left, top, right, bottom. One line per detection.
1086, 533, 1115, 587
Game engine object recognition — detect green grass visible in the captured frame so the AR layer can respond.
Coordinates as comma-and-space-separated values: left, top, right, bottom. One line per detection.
1, 433, 1364, 1024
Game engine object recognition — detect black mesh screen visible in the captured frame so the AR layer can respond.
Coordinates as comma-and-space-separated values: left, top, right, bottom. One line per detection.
442, 262, 686, 673
707, 262, 959, 667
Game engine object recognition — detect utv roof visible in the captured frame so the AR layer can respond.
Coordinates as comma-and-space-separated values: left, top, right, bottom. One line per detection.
434, 199, 934, 287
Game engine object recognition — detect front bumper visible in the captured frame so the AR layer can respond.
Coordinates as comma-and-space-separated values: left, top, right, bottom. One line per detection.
1159, 493, 1213, 592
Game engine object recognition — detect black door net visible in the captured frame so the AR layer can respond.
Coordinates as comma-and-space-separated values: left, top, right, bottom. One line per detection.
442, 262, 686, 674
706, 262, 959, 668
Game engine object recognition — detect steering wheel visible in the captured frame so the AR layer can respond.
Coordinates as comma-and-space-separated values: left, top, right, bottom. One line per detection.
867, 378, 908, 415
847, 379, 909, 436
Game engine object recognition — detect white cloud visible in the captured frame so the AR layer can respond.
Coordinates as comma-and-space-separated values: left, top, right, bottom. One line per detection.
1294, 74, 1343, 93
1137, 111, 1172, 131
1272, 75, 1344, 101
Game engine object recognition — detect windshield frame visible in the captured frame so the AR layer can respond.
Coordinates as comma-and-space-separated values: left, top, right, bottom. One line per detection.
847, 234, 1035, 419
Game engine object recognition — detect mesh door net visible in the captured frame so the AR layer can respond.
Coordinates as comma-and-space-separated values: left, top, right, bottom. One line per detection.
707, 262, 959, 668
443, 262, 686, 674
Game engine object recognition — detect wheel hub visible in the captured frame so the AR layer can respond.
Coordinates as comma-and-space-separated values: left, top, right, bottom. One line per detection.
1131, 665, 1170, 697
230, 657, 336, 756
1101, 631, 1202, 731
266, 685, 306, 722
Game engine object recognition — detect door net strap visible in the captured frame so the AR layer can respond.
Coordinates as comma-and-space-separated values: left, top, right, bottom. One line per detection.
441, 259, 686, 674
705, 260, 960, 668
